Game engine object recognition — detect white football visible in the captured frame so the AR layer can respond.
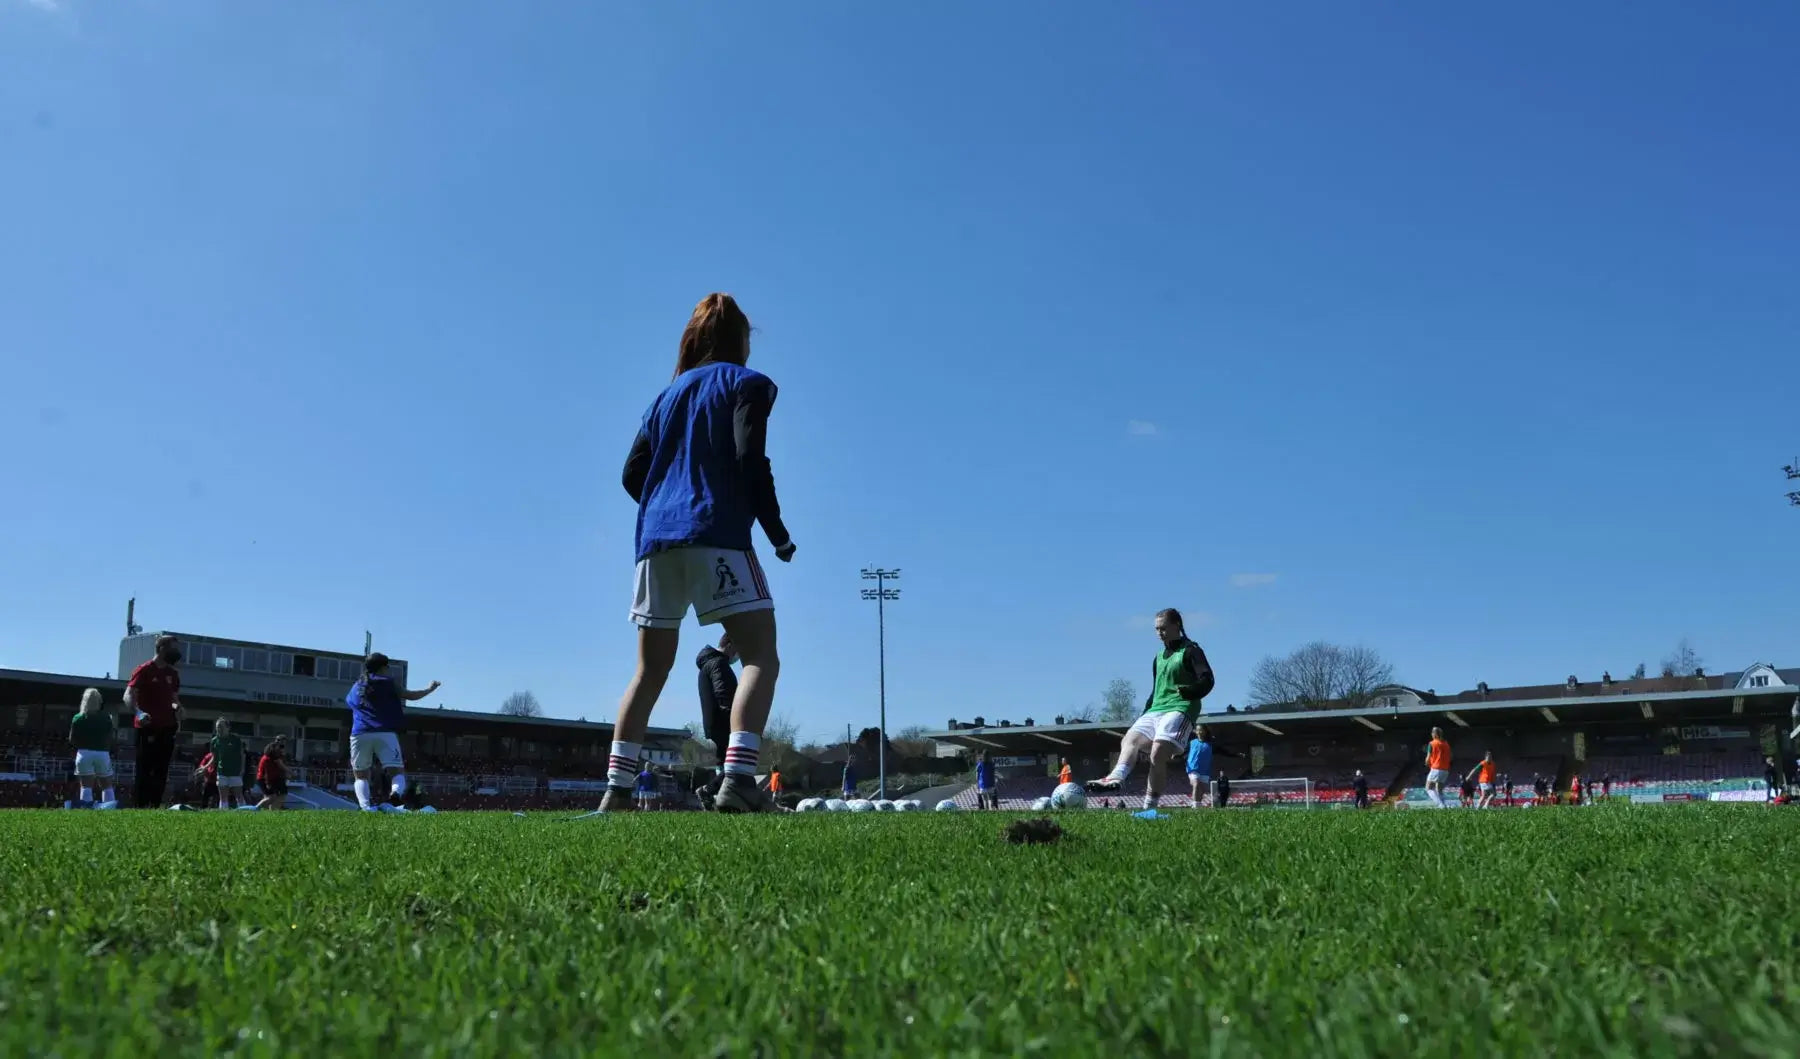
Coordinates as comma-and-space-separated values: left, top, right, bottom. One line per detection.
824, 798, 850, 812
847, 799, 875, 813
898, 800, 923, 812
1051, 782, 1088, 810
795, 798, 825, 813
873, 799, 896, 812
1031, 796, 1054, 811
935, 799, 960, 812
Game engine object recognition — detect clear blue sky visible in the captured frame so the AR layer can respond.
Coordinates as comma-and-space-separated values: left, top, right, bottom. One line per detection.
4, 1, 1797, 743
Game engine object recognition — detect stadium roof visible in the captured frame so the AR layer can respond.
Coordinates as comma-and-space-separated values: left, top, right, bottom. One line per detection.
922, 680, 1800, 752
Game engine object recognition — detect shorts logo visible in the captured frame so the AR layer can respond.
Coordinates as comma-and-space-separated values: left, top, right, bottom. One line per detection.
713, 556, 744, 601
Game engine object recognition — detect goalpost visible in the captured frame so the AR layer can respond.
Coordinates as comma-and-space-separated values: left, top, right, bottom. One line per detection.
1208, 776, 1316, 808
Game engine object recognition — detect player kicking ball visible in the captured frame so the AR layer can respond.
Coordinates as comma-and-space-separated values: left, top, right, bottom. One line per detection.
344, 652, 441, 812
1085, 608, 1215, 811
600, 293, 796, 814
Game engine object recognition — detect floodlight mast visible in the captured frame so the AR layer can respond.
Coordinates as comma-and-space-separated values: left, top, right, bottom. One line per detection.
859, 567, 901, 798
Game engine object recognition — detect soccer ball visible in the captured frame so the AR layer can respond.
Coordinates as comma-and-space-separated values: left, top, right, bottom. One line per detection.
847, 799, 875, 813
935, 799, 960, 812
824, 798, 850, 812
1051, 782, 1088, 810
873, 799, 896, 812
1031, 796, 1054, 811
796, 798, 825, 813
898, 799, 923, 812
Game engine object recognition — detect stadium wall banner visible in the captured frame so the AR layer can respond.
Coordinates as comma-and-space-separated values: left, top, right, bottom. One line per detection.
1629, 794, 1665, 804
1707, 789, 1767, 803
0, 772, 32, 782
992, 756, 1039, 768
548, 779, 609, 792
1680, 725, 1749, 741
1661, 793, 1697, 802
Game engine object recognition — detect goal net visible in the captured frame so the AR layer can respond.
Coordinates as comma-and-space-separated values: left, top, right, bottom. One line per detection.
1208, 776, 1316, 808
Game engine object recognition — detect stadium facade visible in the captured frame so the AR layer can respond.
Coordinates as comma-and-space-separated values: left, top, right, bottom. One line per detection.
1, 621, 689, 805
922, 664, 1800, 806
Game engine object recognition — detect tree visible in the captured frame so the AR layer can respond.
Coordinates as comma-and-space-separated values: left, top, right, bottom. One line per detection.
498, 690, 542, 717
1065, 702, 1098, 723
1101, 679, 1137, 722
760, 713, 805, 774
1660, 638, 1703, 679
678, 722, 715, 769
892, 725, 935, 759
1248, 642, 1395, 710
1632, 663, 1647, 680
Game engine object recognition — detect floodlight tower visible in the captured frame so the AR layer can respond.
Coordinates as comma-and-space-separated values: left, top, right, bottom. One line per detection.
860, 567, 901, 798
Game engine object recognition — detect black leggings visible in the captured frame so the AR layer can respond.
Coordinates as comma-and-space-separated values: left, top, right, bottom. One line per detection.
134, 727, 176, 809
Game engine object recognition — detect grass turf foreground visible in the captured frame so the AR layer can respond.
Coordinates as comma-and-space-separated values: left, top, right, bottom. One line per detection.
2, 807, 1797, 1058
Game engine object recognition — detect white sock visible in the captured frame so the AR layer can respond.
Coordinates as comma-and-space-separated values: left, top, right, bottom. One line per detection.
391, 773, 408, 799
723, 732, 760, 777
1144, 792, 1159, 809
354, 778, 372, 809
102, 786, 116, 803
1107, 760, 1134, 785
1429, 789, 1446, 808
79, 785, 93, 802
608, 742, 641, 789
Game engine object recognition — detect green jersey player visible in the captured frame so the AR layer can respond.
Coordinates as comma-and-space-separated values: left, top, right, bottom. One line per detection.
1086, 608, 1214, 809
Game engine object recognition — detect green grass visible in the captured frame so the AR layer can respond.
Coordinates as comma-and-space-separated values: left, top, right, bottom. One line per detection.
2, 806, 1798, 1057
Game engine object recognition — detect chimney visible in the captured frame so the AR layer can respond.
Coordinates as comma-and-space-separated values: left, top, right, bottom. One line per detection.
948, 719, 957, 729
1602, 671, 1614, 687
1694, 667, 1705, 679
1023, 717, 1034, 727
1477, 682, 1490, 698
1566, 675, 1579, 690
1054, 715, 1065, 725
973, 716, 986, 727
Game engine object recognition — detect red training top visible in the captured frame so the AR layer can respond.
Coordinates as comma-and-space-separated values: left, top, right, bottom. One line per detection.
127, 661, 181, 730
257, 753, 287, 784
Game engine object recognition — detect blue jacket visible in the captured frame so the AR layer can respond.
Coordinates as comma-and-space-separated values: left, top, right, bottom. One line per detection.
623, 362, 791, 561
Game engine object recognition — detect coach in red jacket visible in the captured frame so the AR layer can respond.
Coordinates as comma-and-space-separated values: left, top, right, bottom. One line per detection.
124, 635, 183, 808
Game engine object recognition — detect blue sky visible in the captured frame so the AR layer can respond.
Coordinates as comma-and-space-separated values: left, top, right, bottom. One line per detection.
3, 1, 1797, 743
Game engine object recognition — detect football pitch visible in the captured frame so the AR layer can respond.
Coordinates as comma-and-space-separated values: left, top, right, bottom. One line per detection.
2, 807, 1797, 1058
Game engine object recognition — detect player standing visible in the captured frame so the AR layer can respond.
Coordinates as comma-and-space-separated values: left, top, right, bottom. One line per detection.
974, 752, 997, 809
634, 762, 658, 811
1352, 769, 1370, 809
69, 688, 117, 806
1186, 728, 1217, 808
601, 294, 796, 815
124, 634, 183, 808
345, 653, 441, 812
1424, 727, 1452, 808
1084, 609, 1215, 810
209, 718, 247, 810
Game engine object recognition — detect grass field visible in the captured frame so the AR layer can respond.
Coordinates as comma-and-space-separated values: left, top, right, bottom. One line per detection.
2, 806, 1798, 1058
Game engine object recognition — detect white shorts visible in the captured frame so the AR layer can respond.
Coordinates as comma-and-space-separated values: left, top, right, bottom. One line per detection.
350, 731, 405, 771
1427, 768, 1450, 785
632, 547, 774, 629
74, 749, 112, 777
1127, 710, 1193, 747
219, 776, 244, 790
1479, 783, 1494, 794
1188, 772, 1210, 786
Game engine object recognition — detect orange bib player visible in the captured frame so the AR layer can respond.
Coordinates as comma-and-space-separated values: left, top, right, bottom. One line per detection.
1424, 727, 1452, 808
1058, 760, 1072, 786
1463, 751, 1497, 809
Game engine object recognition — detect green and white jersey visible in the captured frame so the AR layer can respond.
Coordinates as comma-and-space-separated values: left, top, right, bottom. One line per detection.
1146, 639, 1215, 720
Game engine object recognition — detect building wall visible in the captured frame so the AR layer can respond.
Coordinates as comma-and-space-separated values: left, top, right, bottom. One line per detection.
119, 632, 404, 712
